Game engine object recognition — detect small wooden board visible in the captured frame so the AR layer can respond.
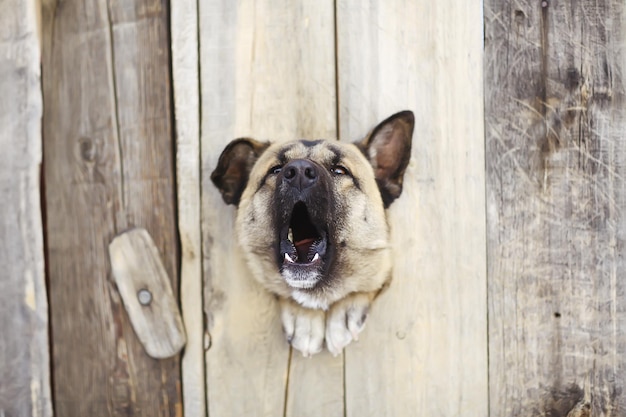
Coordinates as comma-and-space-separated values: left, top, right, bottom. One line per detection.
109, 228, 186, 359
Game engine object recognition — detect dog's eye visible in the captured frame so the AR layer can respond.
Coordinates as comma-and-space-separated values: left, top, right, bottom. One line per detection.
269, 165, 283, 175
331, 166, 349, 176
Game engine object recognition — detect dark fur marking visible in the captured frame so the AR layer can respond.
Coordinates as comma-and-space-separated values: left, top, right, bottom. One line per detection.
327, 144, 344, 166
253, 144, 298, 195
301, 139, 323, 148
326, 144, 363, 191
276, 144, 296, 165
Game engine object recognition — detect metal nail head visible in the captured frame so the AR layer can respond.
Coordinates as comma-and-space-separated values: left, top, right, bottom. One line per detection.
137, 289, 152, 306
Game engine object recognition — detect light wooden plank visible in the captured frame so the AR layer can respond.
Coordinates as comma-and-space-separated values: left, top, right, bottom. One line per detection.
199, 1, 340, 415
336, 1, 488, 416
0, 0, 51, 415
109, 228, 186, 359
42, 0, 182, 414
171, 0, 206, 414
285, 350, 344, 417
485, 1, 626, 414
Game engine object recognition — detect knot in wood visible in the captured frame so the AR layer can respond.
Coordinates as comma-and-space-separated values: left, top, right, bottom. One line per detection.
79, 137, 97, 162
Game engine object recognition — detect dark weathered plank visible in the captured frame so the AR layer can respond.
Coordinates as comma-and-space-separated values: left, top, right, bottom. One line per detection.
485, 0, 626, 415
0, 0, 52, 416
42, 0, 181, 414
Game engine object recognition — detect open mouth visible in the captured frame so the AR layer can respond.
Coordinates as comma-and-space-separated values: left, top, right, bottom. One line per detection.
278, 202, 328, 287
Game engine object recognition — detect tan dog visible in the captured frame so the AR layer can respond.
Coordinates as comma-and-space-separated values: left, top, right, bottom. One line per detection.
211, 111, 414, 356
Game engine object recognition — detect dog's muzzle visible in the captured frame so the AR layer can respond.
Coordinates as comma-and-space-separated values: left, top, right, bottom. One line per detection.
275, 159, 333, 289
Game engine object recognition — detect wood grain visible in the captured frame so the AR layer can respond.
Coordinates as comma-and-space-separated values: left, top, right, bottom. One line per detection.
198, 1, 341, 415
336, 1, 488, 416
171, 0, 206, 414
485, 1, 626, 415
109, 228, 186, 359
42, 0, 182, 414
0, 0, 51, 415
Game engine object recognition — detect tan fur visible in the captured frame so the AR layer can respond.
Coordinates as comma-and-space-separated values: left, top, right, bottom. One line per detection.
212, 111, 414, 355
236, 141, 392, 309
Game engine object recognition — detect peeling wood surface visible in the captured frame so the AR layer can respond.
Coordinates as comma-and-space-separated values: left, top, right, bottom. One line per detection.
170, 0, 206, 414
0, 0, 52, 415
199, 1, 341, 416
42, 0, 182, 414
337, 1, 488, 415
485, 1, 626, 415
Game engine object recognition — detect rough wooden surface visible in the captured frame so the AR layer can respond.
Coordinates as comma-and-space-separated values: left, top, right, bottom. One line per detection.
485, 1, 626, 415
337, 1, 488, 416
0, 0, 52, 415
109, 228, 186, 359
171, 0, 205, 414
198, 1, 341, 416
42, 0, 182, 414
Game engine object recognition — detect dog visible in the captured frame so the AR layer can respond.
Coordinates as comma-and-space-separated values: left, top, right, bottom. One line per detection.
211, 111, 414, 356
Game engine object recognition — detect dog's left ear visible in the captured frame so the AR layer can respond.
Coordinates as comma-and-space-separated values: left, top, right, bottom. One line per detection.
356, 110, 415, 207
211, 138, 270, 206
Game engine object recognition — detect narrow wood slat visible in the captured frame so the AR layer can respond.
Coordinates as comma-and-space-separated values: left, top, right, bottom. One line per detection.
0, 0, 51, 415
109, 228, 186, 359
485, 1, 626, 414
198, 1, 340, 415
171, 0, 206, 414
337, 1, 488, 416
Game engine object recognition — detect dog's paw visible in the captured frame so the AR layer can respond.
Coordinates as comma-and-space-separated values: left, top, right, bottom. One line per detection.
325, 292, 372, 356
280, 299, 325, 357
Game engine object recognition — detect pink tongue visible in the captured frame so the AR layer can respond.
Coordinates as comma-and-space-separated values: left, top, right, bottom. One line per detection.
294, 238, 315, 261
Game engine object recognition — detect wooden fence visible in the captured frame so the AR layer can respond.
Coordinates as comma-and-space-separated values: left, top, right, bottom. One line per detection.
1, 0, 625, 416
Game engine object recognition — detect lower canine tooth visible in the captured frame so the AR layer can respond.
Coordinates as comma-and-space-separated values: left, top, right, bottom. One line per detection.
312, 253, 320, 262
285, 253, 296, 263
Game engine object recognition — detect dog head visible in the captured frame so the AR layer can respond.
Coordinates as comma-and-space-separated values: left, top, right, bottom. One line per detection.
211, 111, 414, 309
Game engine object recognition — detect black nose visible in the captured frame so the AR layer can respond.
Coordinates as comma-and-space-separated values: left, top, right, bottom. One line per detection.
282, 159, 319, 190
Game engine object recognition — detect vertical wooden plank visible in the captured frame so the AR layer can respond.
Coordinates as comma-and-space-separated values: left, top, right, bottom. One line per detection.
485, 1, 626, 415
42, 0, 182, 414
171, 0, 206, 416
0, 0, 52, 415
199, 1, 341, 415
337, 1, 488, 416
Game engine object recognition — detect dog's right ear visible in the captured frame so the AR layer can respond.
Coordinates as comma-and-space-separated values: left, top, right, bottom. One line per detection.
211, 138, 270, 206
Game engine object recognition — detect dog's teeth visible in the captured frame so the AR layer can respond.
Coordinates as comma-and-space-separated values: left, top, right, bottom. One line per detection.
285, 253, 296, 263
312, 253, 320, 262
288, 228, 293, 242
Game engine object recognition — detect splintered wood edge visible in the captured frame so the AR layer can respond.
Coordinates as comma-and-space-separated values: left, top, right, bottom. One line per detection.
109, 228, 186, 359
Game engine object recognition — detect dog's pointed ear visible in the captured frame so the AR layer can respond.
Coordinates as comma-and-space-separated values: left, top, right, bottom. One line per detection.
355, 110, 415, 207
211, 138, 270, 206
